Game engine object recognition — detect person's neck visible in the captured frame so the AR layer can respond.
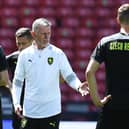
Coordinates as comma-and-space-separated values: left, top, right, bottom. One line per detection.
33, 41, 49, 49
121, 25, 129, 34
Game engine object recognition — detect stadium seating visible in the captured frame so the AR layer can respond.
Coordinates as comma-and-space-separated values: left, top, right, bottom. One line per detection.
0, 28, 15, 38
22, 0, 40, 6
1, 17, 18, 28
57, 7, 74, 17
38, 7, 56, 17
19, 7, 37, 17
40, 0, 58, 7
0, 8, 18, 17
19, 17, 35, 27
0, 0, 122, 121
61, 17, 79, 28
3, 0, 21, 7
59, 0, 77, 7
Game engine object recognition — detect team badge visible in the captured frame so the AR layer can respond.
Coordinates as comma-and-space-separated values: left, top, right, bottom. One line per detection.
21, 118, 28, 128
48, 57, 53, 65
49, 122, 56, 127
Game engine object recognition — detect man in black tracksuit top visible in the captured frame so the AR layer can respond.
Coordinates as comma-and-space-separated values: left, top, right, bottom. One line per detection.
7, 27, 33, 129
86, 3, 129, 129
0, 46, 11, 129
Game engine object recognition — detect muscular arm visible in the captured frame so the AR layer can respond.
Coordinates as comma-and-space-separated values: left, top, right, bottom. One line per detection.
0, 70, 12, 88
85, 58, 103, 107
0, 47, 11, 88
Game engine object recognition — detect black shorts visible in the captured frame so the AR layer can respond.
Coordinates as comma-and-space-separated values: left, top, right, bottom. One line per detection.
20, 113, 61, 129
96, 107, 129, 129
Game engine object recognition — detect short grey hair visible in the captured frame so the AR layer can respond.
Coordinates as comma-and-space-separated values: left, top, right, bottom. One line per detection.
32, 18, 52, 32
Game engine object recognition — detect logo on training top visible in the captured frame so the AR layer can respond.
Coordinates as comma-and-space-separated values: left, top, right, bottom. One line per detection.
21, 118, 28, 128
48, 57, 53, 65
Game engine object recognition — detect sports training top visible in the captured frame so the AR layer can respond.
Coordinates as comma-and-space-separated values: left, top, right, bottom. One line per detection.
13, 43, 81, 118
91, 31, 129, 109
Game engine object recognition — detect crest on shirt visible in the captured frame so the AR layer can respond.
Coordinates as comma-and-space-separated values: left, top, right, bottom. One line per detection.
48, 57, 53, 65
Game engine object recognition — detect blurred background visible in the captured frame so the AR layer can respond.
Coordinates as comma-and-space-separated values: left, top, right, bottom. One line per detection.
0, 0, 128, 128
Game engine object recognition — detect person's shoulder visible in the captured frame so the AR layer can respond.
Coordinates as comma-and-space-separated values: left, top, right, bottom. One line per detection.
49, 44, 63, 53
101, 32, 120, 43
6, 51, 19, 59
20, 45, 32, 54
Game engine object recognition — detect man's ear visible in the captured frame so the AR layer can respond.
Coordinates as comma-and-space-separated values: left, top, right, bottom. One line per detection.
116, 16, 120, 24
31, 31, 35, 38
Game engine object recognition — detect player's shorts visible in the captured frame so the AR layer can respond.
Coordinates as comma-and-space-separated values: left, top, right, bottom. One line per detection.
20, 113, 61, 129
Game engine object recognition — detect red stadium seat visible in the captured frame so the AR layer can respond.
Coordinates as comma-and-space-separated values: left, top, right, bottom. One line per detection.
75, 27, 94, 38
59, 0, 77, 7
57, 7, 74, 17
80, 18, 97, 28
40, 0, 58, 7
0, 28, 15, 38
63, 49, 74, 61
1, 17, 18, 28
96, 70, 105, 81
0, 38, 16, 55
75, 7, 94, 18
62, 17, 79, 27
76, 70, 85, 81
75, 38, 93, 49
96, 17, 118, 28
0, 8, 18, 17
73, 59, 88, 71
118, 0, 129, 5
56, 28, 75, 38
38, 7, 56, 17
4, 0, 21, 7
97, 81, 106, 97
57, 38, 73, 49
75, 49, 91, 60
97, 28, 115, 39
0, 1, 3, 7
20, 17, 35, 27
78, 0, 95, 7
96, 7, 115, 17
19, 7, 37, 17
97, 0, 117, 8
22, 0, 40, 6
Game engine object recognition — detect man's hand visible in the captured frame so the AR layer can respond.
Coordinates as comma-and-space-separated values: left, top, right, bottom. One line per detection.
78, 81, 89, 96
100, 94, 112, 107
15, 104, 23, 118
94, 94, 112, 108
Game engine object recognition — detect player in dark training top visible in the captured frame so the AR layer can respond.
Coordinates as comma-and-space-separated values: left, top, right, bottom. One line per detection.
7, 27, 33, 129
86, 3, 129, 129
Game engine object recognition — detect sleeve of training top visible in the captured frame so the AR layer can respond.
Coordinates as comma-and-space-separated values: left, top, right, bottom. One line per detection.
91, 39, 106, 64
59, 51, 81, 91
12, 52, 25, 107
0, 47, 8, 71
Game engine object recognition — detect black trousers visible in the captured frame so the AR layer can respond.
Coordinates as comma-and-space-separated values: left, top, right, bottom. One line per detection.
20, 113, 61, 129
